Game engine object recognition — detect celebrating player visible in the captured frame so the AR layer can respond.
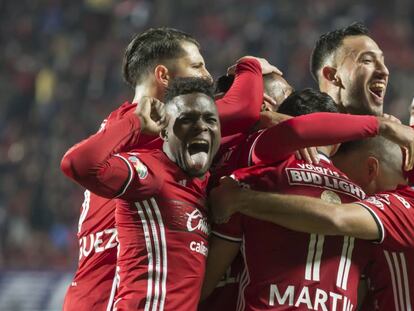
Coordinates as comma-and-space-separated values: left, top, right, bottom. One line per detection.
62, 78, 220, 310
311, 22, 389, 116
203, 89, 414, 310
210, 135, 414, 311
200, 72, 293, 311
61, 26, 276, 310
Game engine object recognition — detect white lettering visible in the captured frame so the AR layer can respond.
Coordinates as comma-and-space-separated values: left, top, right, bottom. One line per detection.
291, 170, 302, 182
267, 284, 352, 310
314, 288, 328, 311
105, 228, 118, 249
186, 209, 209, 234
78, 228, 118, 260
94, 231, 104, 253
301, 171, 312, 183
269, 285, 294, 306
295, 286, 312, 308
189, 240, 208, 256
287, 168, 365, 200
392, 194, 411, 209
312, 173, 323, 185
330, 292, 342, 311
82, 235, 94, 258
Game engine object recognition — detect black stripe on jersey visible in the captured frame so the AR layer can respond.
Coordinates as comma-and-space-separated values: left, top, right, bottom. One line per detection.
355, 202, 385, 244
114, 154, 134, 198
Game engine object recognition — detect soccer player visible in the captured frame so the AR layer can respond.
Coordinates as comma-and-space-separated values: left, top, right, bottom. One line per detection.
209, 136, 414, 311
202, 89, 414, 310
61, 78, 221, 310
199, 73, 293, 311
311, 22, 389, 116
62, 27, 276, 310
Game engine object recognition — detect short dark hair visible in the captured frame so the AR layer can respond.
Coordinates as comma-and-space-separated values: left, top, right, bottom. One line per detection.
165, 77, 214, 103
123, 27, 200, 87
335, 136, 401, 168
215, 75, 235, 94
310, 22, 369, 82
277, 88, 338, 116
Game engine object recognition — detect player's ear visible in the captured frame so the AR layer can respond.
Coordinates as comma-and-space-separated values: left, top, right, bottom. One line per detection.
160, 128, 168, 142
367, 156, 380, 183
154, 64, 170, 88
322, 66, 343, 88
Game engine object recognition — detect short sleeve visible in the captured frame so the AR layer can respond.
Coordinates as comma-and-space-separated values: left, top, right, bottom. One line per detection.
212, 213, 243, 243
356, 192, 414, 249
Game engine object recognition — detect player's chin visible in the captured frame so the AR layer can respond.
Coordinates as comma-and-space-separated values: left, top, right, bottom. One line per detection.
367, 95, 384, 115
186, 164, 210, 177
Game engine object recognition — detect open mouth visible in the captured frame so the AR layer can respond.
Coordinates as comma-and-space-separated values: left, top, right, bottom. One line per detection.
187, 139, 210, 172
188, 140, 210, 155
368, 81, 386, 102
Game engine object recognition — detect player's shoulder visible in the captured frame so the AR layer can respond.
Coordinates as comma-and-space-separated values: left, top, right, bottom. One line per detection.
109, 101, 136, 117
361, 185, 414, 210
98, 101, 136, 132
118, 149, 162, 162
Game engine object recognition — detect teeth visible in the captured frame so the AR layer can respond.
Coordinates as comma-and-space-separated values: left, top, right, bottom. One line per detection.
370, 82, 385, 90
191, 140, 208, 145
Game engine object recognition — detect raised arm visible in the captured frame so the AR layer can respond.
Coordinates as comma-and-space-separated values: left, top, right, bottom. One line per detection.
60, 97, 166, 198
216, 57, 281, 137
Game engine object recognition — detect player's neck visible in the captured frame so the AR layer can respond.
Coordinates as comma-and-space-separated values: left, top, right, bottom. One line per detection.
317, 145, 335, 158
132, 82, 161, 104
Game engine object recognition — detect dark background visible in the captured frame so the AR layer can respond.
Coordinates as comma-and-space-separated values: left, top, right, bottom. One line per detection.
1, 0, 413, 270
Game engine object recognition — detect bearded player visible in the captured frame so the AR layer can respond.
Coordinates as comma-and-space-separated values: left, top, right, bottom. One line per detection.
311, 22, 388, 117
202, 88, 414, 310
62, 27, 277, 310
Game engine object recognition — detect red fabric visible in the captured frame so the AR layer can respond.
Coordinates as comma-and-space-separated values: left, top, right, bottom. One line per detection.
62, 114, 211, 310
216, 58, 263, 136
357, 186, 414, 311
253, 113, 379, 165
112, 150, 209, 311
61, 57, 263, 310
212, 155, 372, 310
61, 114, 142, 197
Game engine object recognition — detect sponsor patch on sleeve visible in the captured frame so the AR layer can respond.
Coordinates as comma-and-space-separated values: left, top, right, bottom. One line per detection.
128, 156, 148, 179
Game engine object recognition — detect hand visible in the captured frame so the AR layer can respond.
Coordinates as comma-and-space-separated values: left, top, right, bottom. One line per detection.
209, 177, 245, 224
379, 117, 414, 170
295, 147, 320, 164
227, 56, 283, 76
383, 113, 401, 124
263, 93, 278, 111
134, 96, 168, 135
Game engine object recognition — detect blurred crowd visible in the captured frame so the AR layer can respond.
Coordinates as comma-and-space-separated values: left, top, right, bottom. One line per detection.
0, 0, 413, 269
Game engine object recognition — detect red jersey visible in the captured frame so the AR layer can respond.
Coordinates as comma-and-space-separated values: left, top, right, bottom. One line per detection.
203, 113, 380, 311
62, 114, 210, 310
111, 150, 209, 310
62, 58, 264, 311
213, 155, 371, 311
355, 186, 414, 311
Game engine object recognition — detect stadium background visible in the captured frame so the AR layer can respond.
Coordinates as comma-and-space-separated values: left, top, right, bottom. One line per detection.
0, 0, 413, 309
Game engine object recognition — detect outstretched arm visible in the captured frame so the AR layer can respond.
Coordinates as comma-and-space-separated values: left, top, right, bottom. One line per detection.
252, 113, 414, 167
210, 177, 380, 240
